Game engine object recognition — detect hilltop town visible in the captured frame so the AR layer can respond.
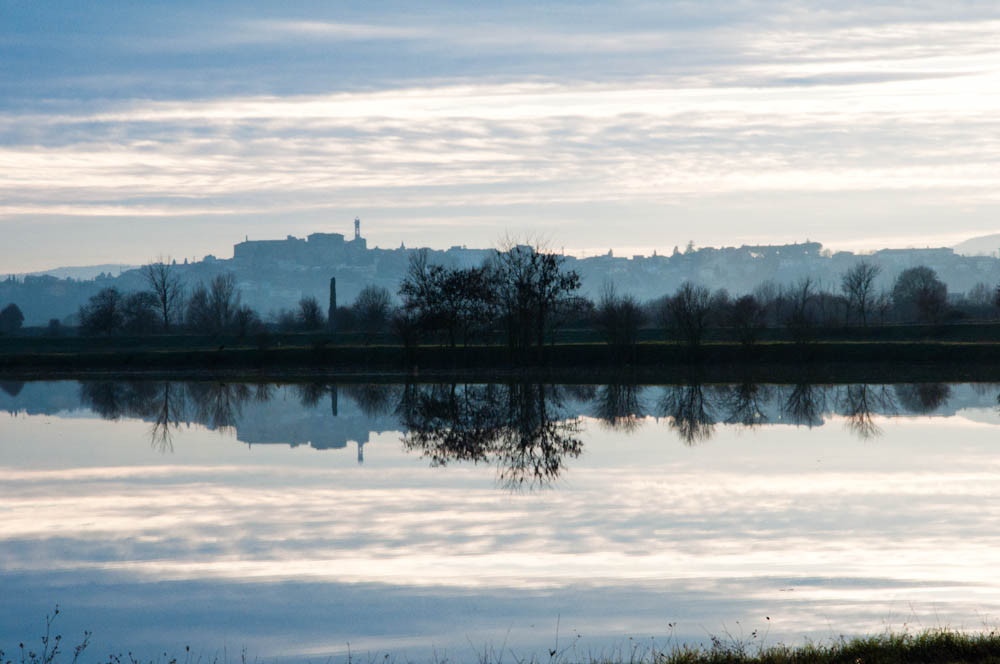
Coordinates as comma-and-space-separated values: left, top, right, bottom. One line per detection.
3, 219, 1000, 326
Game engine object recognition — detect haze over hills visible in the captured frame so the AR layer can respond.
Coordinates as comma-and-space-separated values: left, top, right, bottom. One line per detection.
954, 234, 1000, 257
6, 224, 1000, 326
20, 264, 141, 281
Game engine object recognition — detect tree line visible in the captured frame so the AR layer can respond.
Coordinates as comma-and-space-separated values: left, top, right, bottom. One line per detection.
5, 248, 1000, 351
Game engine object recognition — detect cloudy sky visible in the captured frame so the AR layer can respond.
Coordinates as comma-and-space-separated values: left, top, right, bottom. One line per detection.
3, 1, 1000, 272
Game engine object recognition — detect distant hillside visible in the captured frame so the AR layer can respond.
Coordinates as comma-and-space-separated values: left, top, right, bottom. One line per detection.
23, 264, 139, 280
954, 234, 1000, 256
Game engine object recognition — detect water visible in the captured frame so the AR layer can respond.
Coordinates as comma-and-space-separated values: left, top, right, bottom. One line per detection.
2, 379, 1000, 662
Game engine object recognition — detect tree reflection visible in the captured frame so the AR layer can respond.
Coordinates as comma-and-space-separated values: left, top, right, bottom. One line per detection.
894, 383, 951, 414
657, 384, 715, 445
781, 383, 827, 427
839, 384, 895, 440
345, 383, 400, 417
399, 383, 582, 489
594, 383, 645, 432
185, 382, 252, 433
0, 380, 24, 397
148, 382, 187, 452
294, 382, 329, 408
69, 378, 971, 463
719, 381, 771, 428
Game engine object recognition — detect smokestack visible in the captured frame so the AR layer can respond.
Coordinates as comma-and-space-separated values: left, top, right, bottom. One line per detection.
328, 277, 337, 329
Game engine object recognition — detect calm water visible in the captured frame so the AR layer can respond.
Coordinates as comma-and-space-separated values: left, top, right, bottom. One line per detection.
3, 379, 1000, 662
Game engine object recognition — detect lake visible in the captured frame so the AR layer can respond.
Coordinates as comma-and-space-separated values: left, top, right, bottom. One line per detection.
2, 379, 1000, 662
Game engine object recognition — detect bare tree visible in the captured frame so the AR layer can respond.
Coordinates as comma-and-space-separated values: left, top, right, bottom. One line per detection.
785, 276, 815, 343
142, 259, 184, 332
297, 296, 324, 330
233, 305, 261, 337
729, 294, 765, 347
596, 282, 644, 351
353, 284, 392, 341
840, 261, 882, 326
492, 237, 581, 360
663, 281, 711, 347
209, 273, 240, 331
186, 273, 241, 333
79, 287, 124, 336
121, 291, 159, 334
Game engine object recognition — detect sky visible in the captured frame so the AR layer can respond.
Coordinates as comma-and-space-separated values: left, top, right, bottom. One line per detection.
2, 1, 1000, 272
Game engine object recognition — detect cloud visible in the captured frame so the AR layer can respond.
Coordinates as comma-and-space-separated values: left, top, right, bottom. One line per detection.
3, 3, 1000, 268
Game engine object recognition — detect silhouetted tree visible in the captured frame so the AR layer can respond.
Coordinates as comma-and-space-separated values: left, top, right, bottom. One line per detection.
353, 284, 392, 341
186, 274, 241, 333
729, 294, 765, 347
142, 259, 184, 332
233, 305, 261, 337
663, 281, 711, 348
785, 277, 816, 343
121, 291, 160, 334
185, 284, 213, 332
390, 307, 421, 362
966, 282, 992, 318
297, 296, 324, 331
841, 261, 882, 327
491, 241, 581, 361
0, 303, 24, 334
79, 287, 124, 336
208, 273, 240, 331
892, 266, 947, 323
596, 282, 644, 354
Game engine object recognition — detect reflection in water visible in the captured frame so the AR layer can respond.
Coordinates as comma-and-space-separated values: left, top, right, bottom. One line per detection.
657, 384, 715, 445
8, 378, 1000, 662
840, 384, 897, 440
594, 383, 645, 432
399, 383, 582, 489
345, 383, 400, 418
58, 378, 990, 480
782, 382, 826, 428
719, 381, 772, 428
895, 383, 951, 414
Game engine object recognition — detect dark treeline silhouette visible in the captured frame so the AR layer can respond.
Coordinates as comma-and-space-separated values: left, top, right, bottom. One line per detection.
9, 248, 1000, 365
56, 379, 991, 486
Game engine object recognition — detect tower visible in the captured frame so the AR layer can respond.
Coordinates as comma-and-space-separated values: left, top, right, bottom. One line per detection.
354, 217, 360, 241
328, 277, 337, 330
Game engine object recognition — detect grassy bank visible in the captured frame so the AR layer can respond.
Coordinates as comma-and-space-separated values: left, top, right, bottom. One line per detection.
654, 630, 1000, 664
10, 630, 1000, 664
8, 338, 1000, 383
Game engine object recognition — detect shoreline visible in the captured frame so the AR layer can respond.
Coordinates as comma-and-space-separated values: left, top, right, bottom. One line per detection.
5, 339, 1000, 383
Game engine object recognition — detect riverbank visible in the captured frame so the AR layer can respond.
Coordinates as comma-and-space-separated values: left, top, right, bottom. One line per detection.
10, 629, 1000, 664
6, 338, 1000, 383
647, 629, 1000, 663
